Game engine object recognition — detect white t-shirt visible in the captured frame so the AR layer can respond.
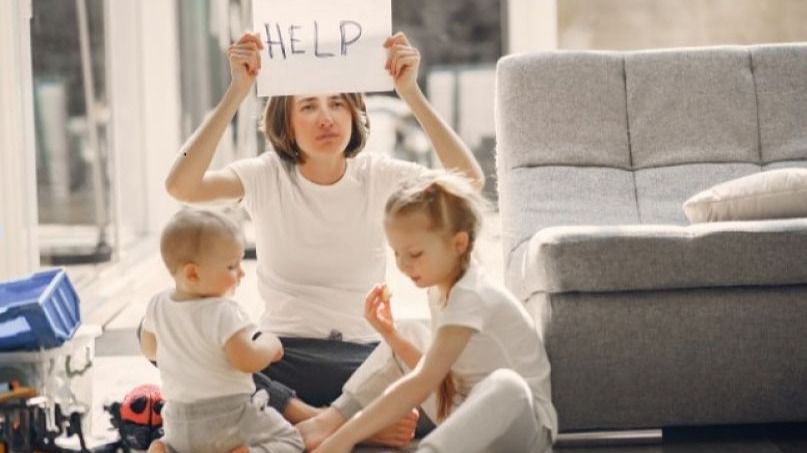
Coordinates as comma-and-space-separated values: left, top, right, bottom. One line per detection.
142, 290, 257, 403
428, 260, 559, 441
228, 152, 425, 342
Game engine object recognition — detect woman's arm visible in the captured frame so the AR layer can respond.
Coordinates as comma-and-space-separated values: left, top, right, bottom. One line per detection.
165, 33, 264, 203
384, 33, 485, 190
224, 328, 284, 373
313, 326, 475, 453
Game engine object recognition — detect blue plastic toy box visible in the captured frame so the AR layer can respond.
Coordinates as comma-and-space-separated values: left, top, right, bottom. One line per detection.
0, 268, 81, 351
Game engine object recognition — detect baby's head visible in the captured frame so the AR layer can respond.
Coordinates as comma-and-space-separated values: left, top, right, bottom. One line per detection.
384, 171, 485, 291
160, 209, 245, 298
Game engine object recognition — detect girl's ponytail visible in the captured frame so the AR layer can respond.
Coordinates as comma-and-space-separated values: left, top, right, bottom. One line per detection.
437, 372, 460, 421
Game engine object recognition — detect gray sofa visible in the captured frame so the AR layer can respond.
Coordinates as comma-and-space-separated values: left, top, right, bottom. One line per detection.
494, 43, 807, 432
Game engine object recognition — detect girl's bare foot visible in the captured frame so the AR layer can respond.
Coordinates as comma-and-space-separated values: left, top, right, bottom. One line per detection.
297, 407, 346, 450
363, 408, 418, 448
297, 406, 418, 450
147, 440, 167, 453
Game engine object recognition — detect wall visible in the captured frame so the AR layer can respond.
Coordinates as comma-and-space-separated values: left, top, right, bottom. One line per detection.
559, 0, 807, 50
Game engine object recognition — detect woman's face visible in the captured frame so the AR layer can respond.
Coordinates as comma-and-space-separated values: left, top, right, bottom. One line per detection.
290, 94, 353, 161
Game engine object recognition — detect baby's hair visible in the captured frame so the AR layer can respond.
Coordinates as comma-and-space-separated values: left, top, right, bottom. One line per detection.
385, 171, 486, 277
385, 171, 486, 420
159, 209, 244, 275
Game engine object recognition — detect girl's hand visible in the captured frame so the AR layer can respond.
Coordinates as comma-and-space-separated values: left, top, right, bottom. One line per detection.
364, 284, 396, 339
384, 32, 420, 97
227, 32, 263, 93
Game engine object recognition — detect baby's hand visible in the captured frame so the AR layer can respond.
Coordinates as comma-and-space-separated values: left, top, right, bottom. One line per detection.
364, 284, 396, 339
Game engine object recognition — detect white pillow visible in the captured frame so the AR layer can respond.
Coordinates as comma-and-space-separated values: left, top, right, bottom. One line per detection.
683, 168, 807, 223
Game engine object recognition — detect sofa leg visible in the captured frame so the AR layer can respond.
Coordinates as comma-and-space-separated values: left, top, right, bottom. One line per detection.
556, 429, 662, 448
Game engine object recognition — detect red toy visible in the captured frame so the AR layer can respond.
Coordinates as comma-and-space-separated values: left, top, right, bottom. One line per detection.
120, 384, 164, 426
106, 383, 165, 451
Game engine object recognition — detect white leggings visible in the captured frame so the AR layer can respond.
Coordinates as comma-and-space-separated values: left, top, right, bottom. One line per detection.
332, 321, 552, 453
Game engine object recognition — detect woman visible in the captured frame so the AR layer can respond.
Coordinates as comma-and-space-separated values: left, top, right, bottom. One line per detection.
164, 30, 483, 446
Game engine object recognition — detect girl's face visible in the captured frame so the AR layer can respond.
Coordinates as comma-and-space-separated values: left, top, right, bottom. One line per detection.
290, 94, 353, 161
193, 235, 246, 297
385, 212, 469, 294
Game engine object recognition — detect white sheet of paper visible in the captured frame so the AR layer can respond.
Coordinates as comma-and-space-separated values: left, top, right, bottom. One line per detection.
252, 0, 392, 97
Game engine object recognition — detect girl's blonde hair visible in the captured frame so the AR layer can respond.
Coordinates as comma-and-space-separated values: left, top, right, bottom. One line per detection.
384, 171, 486, 420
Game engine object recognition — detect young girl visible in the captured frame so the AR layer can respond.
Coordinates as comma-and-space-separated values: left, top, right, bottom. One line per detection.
311, 172, 558, 453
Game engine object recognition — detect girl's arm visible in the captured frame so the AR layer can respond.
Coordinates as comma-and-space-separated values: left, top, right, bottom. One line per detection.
314, 326, 475, 453
384, 33, 485, 191
224, 328, 284, 373
165, 33, 263, 203
364, 284, 422, 368
139, 329, 158, 362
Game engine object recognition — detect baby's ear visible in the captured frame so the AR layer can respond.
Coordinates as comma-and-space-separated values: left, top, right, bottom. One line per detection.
453, 231, 470, 254
182, 262, 199, 282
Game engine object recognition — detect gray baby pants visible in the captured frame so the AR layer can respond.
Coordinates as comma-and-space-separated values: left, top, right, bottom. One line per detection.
161, 391, 304, 453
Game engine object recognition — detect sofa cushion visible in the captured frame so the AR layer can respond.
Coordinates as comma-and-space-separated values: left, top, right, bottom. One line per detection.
495, 52, 630, 170
498, 166, 639, 261
635, 163, 760, 224
522, 219, 807, 294
683, 168, 807, 223
752, 44, 807, 163
625, 47, 759, 168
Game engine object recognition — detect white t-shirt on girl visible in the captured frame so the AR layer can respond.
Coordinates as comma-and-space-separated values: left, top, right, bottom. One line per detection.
142, 290, 257, 403
428, 260, 559, 441
228, 151, 425, 343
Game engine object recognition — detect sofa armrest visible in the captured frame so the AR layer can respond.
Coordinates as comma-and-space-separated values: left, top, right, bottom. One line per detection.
522, 218, 807, 294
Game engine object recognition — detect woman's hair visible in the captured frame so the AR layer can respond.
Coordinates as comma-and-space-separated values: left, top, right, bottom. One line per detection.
384, 171, 486, 420
261, 93, 370, 164
160, 209, 243, 274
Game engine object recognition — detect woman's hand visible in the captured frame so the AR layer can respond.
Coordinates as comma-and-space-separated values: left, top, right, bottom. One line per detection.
227, 32, 263, 94
364, 284, 396, 340
384, 32, 420, 97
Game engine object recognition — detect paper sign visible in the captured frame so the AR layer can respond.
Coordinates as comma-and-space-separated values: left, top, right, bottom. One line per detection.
252, 0, 392, 97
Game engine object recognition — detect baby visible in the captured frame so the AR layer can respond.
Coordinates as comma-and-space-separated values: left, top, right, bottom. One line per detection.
139, 209, 304, 453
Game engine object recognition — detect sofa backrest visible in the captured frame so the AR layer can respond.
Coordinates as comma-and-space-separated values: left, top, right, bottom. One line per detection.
496, 43, 807, 261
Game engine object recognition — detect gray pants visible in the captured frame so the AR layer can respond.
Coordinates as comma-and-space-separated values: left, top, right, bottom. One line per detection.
162, 391, 304, 453
332, 320, 553, 453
